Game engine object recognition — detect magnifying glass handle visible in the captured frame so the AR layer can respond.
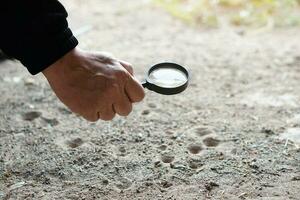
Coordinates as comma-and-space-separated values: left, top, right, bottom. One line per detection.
141, 81, 148, 88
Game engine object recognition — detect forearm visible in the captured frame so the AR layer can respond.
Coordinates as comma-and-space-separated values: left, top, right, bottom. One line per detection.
0, 0, 78, 74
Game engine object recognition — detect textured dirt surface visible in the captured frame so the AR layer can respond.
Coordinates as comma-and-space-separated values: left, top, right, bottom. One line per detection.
1, 0, 300, 199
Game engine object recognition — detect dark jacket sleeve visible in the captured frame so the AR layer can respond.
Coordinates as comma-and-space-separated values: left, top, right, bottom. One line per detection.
0, 0, 78, 75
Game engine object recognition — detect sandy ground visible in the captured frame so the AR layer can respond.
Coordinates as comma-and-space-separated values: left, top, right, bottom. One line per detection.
1, 0, 300, 199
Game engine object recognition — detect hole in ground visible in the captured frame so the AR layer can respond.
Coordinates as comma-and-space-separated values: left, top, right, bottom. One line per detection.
203, 137, 220, 147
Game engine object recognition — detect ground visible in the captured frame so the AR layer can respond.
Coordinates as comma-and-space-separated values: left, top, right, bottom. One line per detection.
0, 0, 300, 199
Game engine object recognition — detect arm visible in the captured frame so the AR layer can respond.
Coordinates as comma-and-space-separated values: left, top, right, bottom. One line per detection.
0, 0, 145, 121
0, 0, 78, 74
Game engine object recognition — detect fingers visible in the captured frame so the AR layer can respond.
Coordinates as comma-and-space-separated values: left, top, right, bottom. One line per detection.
119, 60, 134, 75
113, 62, 145, 103
113, 92, 132, 116
81, 107, 115, 122
95, 78, 133, 120
125, 76, 145, 103
98, 105, 116, 121
84, 58, 144, 122
95, 73, 142, 120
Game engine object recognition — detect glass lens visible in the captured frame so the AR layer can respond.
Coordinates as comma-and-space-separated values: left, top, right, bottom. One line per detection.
148, 67, 187, 88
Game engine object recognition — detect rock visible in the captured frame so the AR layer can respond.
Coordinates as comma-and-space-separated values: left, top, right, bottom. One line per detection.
115, 177, 132, 190
188, 161, 200, 169
154, 160, 162, 167
160, 180, 173, 188
24, 78, 36, 86
119, 146, 126, 153
66, 138, 84, 148
9, 181, 25, 190
205, 181, 219, 191
261, 128, 275, 135
102, 179, 109, 185
148, 103, 157, 108
170, 162, 187, 170
142, 110, 150, 115
42, 117, 59, 126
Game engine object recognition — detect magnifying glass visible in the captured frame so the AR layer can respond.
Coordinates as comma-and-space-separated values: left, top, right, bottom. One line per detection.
142, 62, 189, 95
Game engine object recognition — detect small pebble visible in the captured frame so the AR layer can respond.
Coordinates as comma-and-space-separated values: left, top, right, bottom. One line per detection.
142, 110, 150, 115
205, 181, 219, 191
148, 103, 157, 108
154, 161, 162, 168
24, 78, 35, 86
119, 146, 126, 153
67, 138, 84, 148
160, 180, 172, 188
102, 179, 109, 185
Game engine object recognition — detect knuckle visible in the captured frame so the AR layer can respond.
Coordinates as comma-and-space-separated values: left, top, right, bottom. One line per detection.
94, 52, 116, 62
104, 75, 116, 83
101, 51, 115, 59
114, 69, 128, 80
104, 78, 119, 94
108, 83, 120, 95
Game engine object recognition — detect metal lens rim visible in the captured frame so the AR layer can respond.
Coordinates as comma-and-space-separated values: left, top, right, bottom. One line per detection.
145, 62, 189, 95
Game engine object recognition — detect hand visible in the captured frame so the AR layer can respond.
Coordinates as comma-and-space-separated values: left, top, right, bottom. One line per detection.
42, 48, 145, 121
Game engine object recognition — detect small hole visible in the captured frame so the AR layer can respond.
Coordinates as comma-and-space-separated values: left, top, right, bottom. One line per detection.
196, 127, 213, 137
203, 137, 220, 147
22, 111, 42, 121
188, 144, 202, 154
161, 154, 175, 163
158, 145, 168, 151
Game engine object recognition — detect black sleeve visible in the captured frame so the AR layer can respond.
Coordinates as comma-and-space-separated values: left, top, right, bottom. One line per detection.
0, 0, 78, 75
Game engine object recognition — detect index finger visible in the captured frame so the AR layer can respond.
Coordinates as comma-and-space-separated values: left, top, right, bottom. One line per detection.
119, 60, 134, 76
124, 76, 145, 103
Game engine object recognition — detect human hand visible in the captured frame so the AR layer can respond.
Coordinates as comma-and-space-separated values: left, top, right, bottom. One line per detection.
42, 48, 145, 121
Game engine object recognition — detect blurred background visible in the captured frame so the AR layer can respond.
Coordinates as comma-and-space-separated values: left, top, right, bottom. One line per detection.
154, 0, 300, 28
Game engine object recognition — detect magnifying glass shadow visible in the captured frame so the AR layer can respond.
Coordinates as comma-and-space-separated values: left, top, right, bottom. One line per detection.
142, 62, 189, 95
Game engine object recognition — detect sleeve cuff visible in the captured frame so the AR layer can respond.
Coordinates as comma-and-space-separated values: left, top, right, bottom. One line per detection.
22, 28, 79, 75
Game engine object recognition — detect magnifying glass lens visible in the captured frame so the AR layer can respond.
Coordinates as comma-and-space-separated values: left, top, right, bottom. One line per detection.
148, 68, 187, 88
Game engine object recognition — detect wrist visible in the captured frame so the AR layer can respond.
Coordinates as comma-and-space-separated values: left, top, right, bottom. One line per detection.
42, 47, 81, 80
